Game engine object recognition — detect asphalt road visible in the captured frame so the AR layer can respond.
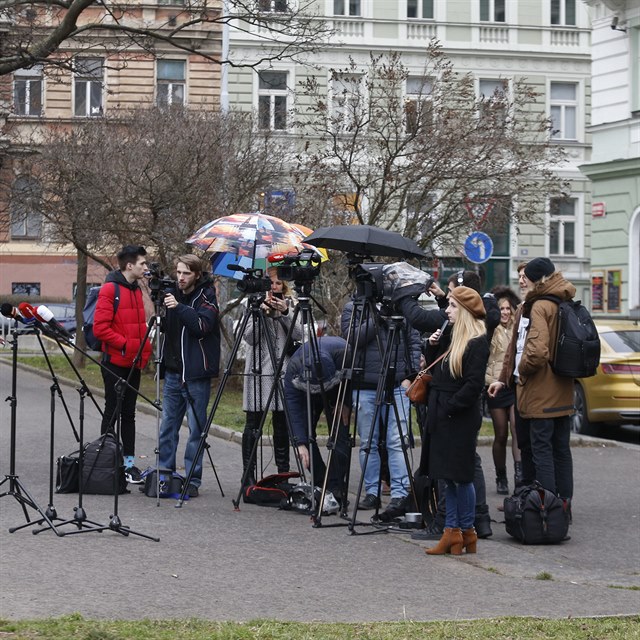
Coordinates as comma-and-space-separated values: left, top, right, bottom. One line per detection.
1, 361, 639, 622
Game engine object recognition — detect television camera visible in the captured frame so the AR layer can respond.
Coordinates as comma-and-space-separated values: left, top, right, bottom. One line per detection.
146, 262, 176, 302
273, 249, 322, 285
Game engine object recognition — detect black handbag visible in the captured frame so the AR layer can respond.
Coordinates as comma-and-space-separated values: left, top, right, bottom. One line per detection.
55, 451, 79, 493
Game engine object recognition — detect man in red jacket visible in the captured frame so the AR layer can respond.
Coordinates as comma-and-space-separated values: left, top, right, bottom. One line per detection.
93, 245, 152, 484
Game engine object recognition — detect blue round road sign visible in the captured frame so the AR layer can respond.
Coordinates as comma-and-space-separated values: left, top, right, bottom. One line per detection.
464, 232, 493, 264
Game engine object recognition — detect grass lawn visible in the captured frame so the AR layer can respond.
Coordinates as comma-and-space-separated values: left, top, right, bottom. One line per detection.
10, 355, 495, 438
0, 615, 636, 639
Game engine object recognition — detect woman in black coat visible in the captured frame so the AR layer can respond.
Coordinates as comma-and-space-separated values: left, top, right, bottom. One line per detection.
424, 287, 490, 556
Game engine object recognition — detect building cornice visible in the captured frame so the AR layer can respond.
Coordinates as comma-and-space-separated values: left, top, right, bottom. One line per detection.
579, 157, 640, 179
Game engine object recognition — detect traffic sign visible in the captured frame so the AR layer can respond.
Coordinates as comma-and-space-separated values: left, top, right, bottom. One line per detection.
464, 231, 493, 264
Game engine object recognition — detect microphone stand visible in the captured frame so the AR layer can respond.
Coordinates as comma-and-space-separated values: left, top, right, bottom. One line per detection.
0, 322, 57, 533
26, 315, 159, 541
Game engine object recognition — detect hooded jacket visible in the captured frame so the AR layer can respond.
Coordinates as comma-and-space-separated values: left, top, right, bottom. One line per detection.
161, 275, 220, 382
283, 336, 348, 445
499, 271, 576, 419
93, 270, 152, 369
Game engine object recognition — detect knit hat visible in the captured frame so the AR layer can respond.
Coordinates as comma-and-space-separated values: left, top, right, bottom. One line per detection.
524, 257, 555, 282
450, 286, 486, 319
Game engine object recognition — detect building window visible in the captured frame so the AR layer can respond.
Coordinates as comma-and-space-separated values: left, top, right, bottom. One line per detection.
406, 192, 438, 241
551, 0, 576, 26
74, 58, 103, 117
549, 197, 576, 256
480, 0, 505, 22
405, 76, 433, 134
258, 0, 288, 10
14, 66, 43, 117
258, 71, 288, 130
333, 0, 360, 17
550, 82, 577, 140
12, 283, 41, 297
157, 60, 186, 107
478, 78, 508, 127
331, 74, 364, 133
10, 176, 42, 240
407, 0, 434, 19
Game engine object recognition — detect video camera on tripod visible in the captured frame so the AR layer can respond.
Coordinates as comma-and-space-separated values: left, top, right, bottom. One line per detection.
227, 264, 272, 295
269, 249, 322, 285
145, 263, 176, 302
351, 261, 435, 308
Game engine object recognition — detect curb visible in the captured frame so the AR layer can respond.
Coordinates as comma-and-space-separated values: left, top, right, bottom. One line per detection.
1, 358, 633, 450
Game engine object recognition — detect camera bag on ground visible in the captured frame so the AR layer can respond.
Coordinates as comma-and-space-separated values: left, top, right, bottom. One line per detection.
82, 283, 120, 351
243, 471, 300, 506
55, 450, 80, 493
280, 481, 340, 515
539, 295, 600, 378
82, 431, 128, 495
503, 481, 570, 544
141, 468, 184, 499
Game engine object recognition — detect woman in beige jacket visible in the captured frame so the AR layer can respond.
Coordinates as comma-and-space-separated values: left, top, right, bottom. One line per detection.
485, 287, 521, 495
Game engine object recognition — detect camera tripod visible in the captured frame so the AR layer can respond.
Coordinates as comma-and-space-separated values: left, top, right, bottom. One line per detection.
178, 269, 304, 508
313, 293, 419, 532
232, 276, 342, 514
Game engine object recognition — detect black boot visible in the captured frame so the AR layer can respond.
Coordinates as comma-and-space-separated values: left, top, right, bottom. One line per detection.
241, 429, 258, 487
496, 469, 509, 495
272, 413, 290, 473
514, 461, 523, 488
474, 504, 493, 539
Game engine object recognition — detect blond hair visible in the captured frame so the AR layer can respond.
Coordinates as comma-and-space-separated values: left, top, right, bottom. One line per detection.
448, 307, 486, 378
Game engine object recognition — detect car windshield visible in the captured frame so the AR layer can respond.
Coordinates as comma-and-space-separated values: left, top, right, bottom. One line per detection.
601, 330, 640, 354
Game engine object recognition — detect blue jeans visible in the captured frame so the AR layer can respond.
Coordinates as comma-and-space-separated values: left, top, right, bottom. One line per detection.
158, 373, 211, 487
353, 387, 410, 498
444, 480, 476, 529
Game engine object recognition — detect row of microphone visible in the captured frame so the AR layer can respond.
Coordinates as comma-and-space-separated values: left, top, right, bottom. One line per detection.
0, 302, 74, 340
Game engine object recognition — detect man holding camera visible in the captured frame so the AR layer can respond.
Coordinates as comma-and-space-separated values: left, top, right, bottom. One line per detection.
157, 255, 220, 497
94, 244, 153, 484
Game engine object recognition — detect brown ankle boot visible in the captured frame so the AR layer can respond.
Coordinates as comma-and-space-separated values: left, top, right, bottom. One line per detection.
425, 527, 463, 556
462, 527, 478, 554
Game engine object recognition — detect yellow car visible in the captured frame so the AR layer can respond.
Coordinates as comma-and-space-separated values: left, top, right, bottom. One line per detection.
571, 320, 640, 436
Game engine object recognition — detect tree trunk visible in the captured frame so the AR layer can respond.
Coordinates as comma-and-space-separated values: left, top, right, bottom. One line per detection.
72, 249, 88, 368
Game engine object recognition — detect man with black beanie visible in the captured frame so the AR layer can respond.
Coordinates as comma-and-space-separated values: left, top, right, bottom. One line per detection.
489, 256, 575, 507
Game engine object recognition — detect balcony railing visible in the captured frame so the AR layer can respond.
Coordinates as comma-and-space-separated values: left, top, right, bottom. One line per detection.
407, 21, 437, 41
550, 29, 580, 46
479, 25, 509, 44
333, 19, 365, 38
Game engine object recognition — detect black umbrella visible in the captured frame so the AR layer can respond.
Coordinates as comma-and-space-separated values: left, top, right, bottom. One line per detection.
304, 224, 426, 260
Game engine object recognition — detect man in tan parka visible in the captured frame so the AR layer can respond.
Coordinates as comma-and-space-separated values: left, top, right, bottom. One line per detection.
489, 257, 575, 502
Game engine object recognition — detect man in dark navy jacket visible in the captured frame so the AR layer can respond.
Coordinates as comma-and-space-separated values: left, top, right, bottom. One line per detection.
284, 336, 350, 503
158, 255, 220, 497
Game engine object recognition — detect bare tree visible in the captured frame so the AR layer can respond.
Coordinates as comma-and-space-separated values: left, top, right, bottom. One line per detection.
8, 106, 285, 362
291, 42, 570, 257
0, 1, 330, 76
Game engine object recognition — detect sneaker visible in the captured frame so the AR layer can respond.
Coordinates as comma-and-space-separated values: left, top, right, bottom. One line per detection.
125, 466, 144, 484
358, 493, 381, 510
187, 484, 199, 498
411, 522, 443, 540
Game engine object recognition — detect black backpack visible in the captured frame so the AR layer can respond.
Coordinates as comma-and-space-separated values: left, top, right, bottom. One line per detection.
82, 283, 120, 351
504, 482, 570, 544
82, 432, 128, 495
540, 295, 601, 378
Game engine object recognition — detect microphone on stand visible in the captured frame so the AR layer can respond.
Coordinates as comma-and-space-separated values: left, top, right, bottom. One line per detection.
34, 304, 75, 340
1, 302, 35, 326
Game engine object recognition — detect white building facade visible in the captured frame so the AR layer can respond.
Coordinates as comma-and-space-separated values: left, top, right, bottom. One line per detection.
228, 0, 594, 298
581, 0, 640, 319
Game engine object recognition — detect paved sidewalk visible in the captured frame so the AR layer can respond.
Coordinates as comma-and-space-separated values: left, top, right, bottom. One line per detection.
1, 362, 639, 621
